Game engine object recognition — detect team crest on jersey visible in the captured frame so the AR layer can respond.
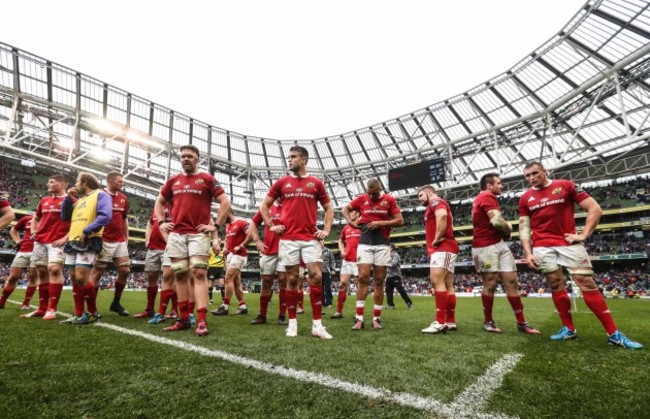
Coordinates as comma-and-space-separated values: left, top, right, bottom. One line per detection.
552, 187, 562, 195
380, 201, 387, 207
306, 182, 315, 189
120, 198, 125, 203
195, 179, 204, 185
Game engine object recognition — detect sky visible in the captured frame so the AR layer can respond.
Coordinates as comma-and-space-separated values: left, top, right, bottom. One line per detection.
1, 0, 586, 140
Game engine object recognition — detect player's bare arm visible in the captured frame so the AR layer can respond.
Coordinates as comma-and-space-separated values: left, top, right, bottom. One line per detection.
122, 217, 129, 243
433, 208, 447, 247
341, 204, 359, 229
9, 224, 20, 244
246, 221, 267, 252
154, 194, 175, 233
144, 219, 153, 247
314, 202, 333, 239
30, 215, 40, 238
338, 236, 346, 255
213, 193, 231, 229
260, 196, 285, 235
518, 215, 538, 269
0, 205, 15, 231
487, 209, 512, 235
564, 197, 602, 244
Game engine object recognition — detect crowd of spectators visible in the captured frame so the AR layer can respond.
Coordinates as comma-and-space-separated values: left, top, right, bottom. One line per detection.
0, 159, 155, 229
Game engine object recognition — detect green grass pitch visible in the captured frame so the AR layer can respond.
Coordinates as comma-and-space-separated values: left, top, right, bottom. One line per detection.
0, 290, 648, 418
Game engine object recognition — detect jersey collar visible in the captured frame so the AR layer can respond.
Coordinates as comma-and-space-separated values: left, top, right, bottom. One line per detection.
532, 180, 553, 190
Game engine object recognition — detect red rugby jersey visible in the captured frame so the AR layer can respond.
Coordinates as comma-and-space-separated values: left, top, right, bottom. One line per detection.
102, 189, 129, 243
472, 191, 504, 248
519, 179, 590, 248
251, 201, 282, 255
424, 197, 459, 256
340, 225, 361, 262
266, 174, 330, 241
34, 195, 69, 244
160, 171, 225, 234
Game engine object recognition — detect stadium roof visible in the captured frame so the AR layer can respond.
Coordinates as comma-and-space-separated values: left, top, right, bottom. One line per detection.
1, 0, 650, 211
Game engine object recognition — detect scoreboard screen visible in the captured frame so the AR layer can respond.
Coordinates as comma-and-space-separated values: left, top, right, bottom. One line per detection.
387, 158, 445, 191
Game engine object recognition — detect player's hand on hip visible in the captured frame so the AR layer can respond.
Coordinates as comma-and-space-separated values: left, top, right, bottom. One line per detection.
564, 233, 584, 244
314, 230, 327, 240
159, 222, 175, 233
197, 224, 216, 233
270, 225, 285, 235
525, 253, 539, 270
52, 237, 67, 247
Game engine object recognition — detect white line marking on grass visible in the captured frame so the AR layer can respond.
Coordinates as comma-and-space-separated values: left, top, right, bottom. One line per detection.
448, 353, 524, 417
7, 300, 520, 418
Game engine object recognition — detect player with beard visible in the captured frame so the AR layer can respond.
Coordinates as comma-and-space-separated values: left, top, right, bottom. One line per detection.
472, 173, 539, 335
89, 171, 131, 317
155, 145, 230, 336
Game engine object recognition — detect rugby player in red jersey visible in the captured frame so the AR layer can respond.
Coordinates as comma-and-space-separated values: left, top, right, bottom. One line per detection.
331, 209, 361, 319
155, 145, 230, 336
0, 215, 37, 309
342, 178, 403, 330
211, 211, 250, 316
472, 173, 539, 334
23, 175, 70, 320
89, 171, 132, 316
260, 145, 334, 339
417, 185, 459, 334
248, 199, 289, 325
519, 162, 641, 349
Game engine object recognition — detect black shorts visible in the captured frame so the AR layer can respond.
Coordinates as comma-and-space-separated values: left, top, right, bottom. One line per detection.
208, 267, 224, 281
